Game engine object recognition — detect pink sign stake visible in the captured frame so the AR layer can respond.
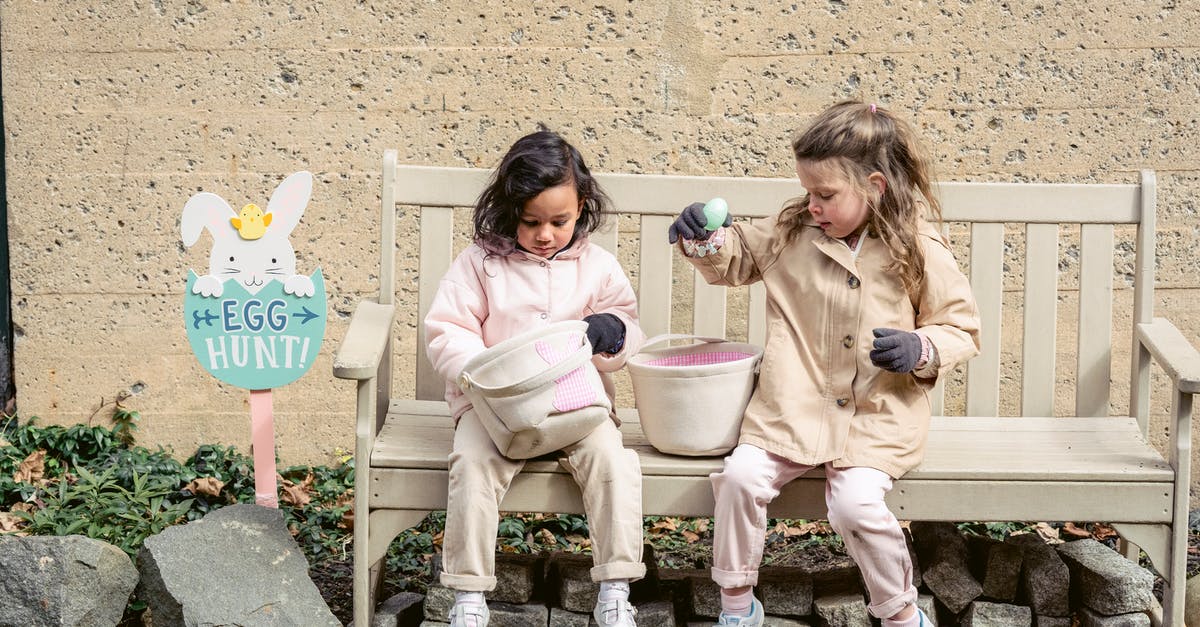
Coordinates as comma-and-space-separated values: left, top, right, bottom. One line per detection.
249, 389, 279, 508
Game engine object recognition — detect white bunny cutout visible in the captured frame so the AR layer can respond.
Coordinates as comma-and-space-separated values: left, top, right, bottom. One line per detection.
181, 172, 316, 298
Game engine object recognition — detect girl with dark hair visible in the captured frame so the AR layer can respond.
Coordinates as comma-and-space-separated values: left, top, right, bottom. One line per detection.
426, 130, 645, 627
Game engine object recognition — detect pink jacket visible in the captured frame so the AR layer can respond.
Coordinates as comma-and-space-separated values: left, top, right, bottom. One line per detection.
425, 237, 645, 421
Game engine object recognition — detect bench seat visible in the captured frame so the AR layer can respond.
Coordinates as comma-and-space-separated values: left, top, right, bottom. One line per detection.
369, 399, 1173, 524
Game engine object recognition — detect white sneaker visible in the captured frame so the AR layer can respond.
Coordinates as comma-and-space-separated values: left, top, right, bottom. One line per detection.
593, 598, 638, 626
715, 596, 764, 627
448, 602, 489, 627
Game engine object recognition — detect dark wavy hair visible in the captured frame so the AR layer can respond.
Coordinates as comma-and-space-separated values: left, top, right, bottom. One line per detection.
473, 130, 611, 255
777, 100, 941, 297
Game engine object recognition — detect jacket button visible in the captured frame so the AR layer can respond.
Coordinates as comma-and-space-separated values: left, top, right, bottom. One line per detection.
540, 313, 548, 319
836, 398, 849, 407
540, 262, 547, 268
848, 276, 860, 289
842, 335, 854, 348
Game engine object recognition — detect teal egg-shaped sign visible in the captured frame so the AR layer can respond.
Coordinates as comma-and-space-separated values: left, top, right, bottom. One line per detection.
185, 269, 326, 390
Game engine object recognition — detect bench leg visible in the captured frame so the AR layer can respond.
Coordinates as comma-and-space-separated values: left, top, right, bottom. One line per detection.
1110, 522, 1181, 626
354, 508, 432, 627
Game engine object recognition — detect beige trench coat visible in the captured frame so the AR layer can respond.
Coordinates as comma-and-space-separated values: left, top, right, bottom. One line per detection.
686, 213, 981, 478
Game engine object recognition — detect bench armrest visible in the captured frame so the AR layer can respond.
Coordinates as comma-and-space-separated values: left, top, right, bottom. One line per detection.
1137, 318, 1200, 394
333, 300, 395, 380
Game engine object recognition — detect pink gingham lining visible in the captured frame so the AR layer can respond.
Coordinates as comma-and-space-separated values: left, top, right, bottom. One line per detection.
535, 334, 597, 412
644, 352, 754, 367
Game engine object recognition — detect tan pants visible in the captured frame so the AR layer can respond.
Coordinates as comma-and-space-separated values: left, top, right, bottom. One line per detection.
711, 444, 917, 619
440, 410, 646, 591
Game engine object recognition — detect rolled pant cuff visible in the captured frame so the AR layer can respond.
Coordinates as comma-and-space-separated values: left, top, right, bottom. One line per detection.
440, 572, 497, 592
590, 561, 647, 582
710, 566, 759, 589
868, 587, 917, 619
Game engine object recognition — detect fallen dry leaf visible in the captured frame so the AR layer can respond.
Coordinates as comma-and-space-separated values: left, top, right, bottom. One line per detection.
682, 530, 700, 543
1091, 523, 1118, 541
280, 474, 314, 508
0, 511, 26, 533
1062, 522, 1091, 539
695, 519, 710, 533
184, 476, 225, 497
13, 450, 46, 485
538, 529, 556, 544
650, 519, 677, 533
1035, 522, 1064, 544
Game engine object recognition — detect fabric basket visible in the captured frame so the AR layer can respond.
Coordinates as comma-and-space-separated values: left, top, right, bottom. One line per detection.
458, 320, 611, 459
628, 334, 763, 456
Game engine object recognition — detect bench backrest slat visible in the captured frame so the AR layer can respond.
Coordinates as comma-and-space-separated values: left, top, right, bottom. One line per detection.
415, 206, 454, 401
967, 223, 1005, 416
1021, 223, 1059, 416
388, 158, 1152, 419
693, 271, 727, 338
638, 215, 676, 338
1130, 171, 1158, 433
1078, 224, 1115, 417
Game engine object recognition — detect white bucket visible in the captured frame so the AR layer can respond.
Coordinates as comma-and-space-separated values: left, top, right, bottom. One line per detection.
628, 335, 762, 456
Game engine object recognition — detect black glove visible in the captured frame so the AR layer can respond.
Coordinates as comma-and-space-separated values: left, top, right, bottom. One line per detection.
668, 202, 732, 244
583, 313, 626, 355
869, 328, 922, 373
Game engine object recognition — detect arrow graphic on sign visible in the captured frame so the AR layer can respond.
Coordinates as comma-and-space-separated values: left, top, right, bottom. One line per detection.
192, 309, 219, 329
293, 306, 320, 325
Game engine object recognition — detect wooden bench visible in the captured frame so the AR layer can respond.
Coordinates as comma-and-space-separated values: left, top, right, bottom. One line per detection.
334, 152, 1199, 626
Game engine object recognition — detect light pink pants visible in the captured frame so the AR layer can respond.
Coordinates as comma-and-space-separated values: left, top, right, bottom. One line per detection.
710, 443, 916, 619
441, 410, 646, 591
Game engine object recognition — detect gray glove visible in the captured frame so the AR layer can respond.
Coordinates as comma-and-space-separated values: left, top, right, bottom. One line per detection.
668, 202, 732, 244
583, 313, 625, 355
870, 328, 922, 373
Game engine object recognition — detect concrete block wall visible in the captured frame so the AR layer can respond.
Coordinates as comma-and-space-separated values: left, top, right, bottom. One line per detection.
2, 2, 1198, 489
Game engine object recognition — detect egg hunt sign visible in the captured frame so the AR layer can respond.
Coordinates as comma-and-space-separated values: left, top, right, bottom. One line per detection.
179, 171, 327, 392
184, 269, 326, 390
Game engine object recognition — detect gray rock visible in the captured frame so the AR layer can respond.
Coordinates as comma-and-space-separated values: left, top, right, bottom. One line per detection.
758, 567, 814, 617
1185, 575, 1200, 627
423, 584, 455, 622
488, 601, 548, 626
633, 600, 676, 627
548, 553, 599, 613
912, 524, 981, 613
812, 593, 871, 627
418, 622, 450, 627
493, 552, 544, 604
917, 594, 938, 626
761, 619, 813, 627
981, 542, 1023, 602
549, 607, 590, 627
1076, 606, 1151, 626
687, 572, 723, 619
371, 592, 423, 627
960, 600, 1032, 626
135, 504, 340, 626
0, 534, 138, 627
1034, 616, 1072, 627
1016, 541, 1070, 617
1056, 539, 1154, 614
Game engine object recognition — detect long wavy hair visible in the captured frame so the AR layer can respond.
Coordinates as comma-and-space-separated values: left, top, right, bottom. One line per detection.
472, 130, 611, 255
777, 101, 942, 297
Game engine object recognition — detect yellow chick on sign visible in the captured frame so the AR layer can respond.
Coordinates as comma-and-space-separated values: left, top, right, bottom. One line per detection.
230, 203, 273, 240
